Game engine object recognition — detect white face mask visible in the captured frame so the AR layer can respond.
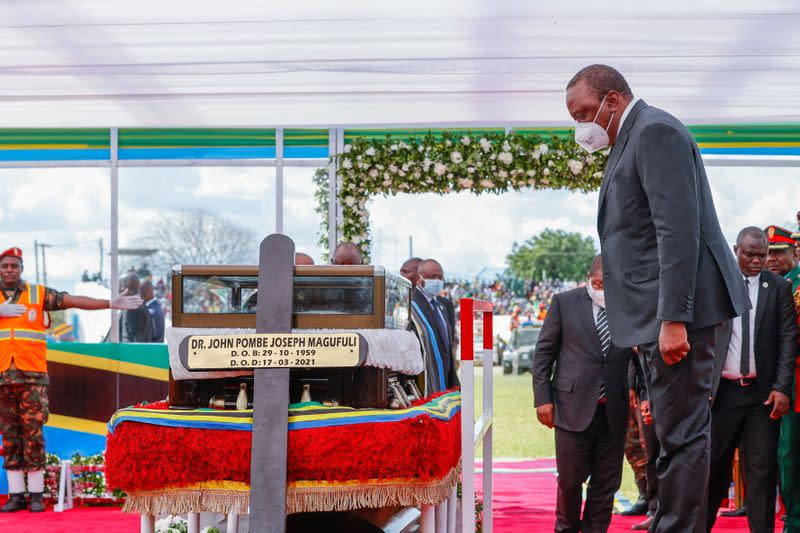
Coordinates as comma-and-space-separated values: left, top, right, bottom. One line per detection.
586, 284, 605, 309
574, 93, 615, 153
420, 278, 444, 299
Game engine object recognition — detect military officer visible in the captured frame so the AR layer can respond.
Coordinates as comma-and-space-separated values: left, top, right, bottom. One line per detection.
0, 247, 142, 512
764, 226, 800, 533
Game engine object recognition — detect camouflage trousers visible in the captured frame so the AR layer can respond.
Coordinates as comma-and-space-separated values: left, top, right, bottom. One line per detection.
0, 384, 49, 471
624, 402, 647, 483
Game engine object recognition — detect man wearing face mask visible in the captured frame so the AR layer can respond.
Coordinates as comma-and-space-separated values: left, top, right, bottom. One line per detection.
411, 259, 458, 392
533, 255, 636, 533
565, 65, 749, 533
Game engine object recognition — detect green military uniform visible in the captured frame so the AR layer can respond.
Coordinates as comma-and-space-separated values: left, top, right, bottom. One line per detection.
767, 225, 800, 532
780, 261, 800, 532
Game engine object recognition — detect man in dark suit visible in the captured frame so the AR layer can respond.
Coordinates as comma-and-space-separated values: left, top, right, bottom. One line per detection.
140, 281, 165, 343
412, 259, 458, 389
565, 65, 750, 533
706, 227, 796, 533
533, 255, 634, 533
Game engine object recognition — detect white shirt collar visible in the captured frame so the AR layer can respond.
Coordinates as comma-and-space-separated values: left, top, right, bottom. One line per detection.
616, 97, 641, 137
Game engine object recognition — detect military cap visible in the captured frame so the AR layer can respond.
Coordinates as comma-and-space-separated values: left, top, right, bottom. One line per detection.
765, 225, 796, 250
0, 247, 23, 261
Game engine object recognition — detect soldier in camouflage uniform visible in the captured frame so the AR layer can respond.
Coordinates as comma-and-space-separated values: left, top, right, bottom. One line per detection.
622, 358, 648, 517
0, 247, 142, 513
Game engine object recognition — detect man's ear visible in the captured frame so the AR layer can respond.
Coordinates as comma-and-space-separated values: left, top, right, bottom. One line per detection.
733, 244, 738, 255
606, 90, 621, 113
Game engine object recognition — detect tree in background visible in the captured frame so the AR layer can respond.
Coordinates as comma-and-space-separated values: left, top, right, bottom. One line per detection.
506, 229, 596, 282
141, 209, 257, 274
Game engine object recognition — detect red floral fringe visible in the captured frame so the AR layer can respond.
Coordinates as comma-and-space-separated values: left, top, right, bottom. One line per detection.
106, 403, 460, 492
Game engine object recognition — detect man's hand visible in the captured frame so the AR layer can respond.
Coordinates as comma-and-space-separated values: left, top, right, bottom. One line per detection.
536, 403, 555, 429
640, 400, 653, 425
765, 390, 791, 420
659, 321, 690, 365
629, 389, 638, 411
110, 289, 144, 311
0, 300, 26, 318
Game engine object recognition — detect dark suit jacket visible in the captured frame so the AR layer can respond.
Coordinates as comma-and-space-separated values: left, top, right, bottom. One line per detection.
437, 296, 456, 353
120, 305, 153, 343
412, 288, 458, 388
532, 288, 632, 434
597, 99, 750, 347
711, 270, 797, 404
146, 299, 165, 343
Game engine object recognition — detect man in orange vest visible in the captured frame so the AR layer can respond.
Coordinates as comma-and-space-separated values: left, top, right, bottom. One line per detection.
0, 247, 142, 513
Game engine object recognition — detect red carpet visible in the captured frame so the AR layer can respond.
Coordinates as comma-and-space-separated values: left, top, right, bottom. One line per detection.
482, 458, 775, 532
0, 460, 774, 532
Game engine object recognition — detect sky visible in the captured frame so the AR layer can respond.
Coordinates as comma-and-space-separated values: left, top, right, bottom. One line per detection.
0, 164, 798, 291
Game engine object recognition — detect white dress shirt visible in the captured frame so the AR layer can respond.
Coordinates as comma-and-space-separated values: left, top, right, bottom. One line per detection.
616, 97, 642, 137
722, 274, 760, 379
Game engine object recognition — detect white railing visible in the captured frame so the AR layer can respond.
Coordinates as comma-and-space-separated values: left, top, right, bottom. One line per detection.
459, 298, 494, 533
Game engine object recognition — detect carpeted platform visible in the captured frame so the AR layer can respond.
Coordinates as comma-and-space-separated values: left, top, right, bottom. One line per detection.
0, 459, 772, 532
483, 458, 774, 532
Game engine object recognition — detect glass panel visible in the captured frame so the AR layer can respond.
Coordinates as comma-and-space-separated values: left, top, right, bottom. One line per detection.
119, 167, 276, 334
181, 275, 374, 315
294, 276, 373, 315
384, 274, 410, 329
283, 167, 327, 263
0, 168, 111, 343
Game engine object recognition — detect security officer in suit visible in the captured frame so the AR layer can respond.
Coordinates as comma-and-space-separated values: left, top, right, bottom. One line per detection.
533, 255, 635, 533
706, 227, 796, 533
565, 64, 749, 533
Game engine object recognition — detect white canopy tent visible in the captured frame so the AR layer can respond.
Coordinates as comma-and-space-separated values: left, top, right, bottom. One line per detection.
1, 0, 799, 128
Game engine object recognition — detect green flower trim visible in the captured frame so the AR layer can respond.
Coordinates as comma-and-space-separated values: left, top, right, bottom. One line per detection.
330, 131, 606, 261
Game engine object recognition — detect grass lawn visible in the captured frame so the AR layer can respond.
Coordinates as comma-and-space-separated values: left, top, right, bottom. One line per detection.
468, 366, 639, 503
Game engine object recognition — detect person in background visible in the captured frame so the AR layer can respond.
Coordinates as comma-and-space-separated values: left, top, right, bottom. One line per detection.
621, 361, 649, 519
765, 224, 800, 533
118, 272, 153, 343
331, 242, 363, 265
140, 280, 165, 343
0, 247, 142, 513
411, 259, 458, 392
533, 255, 635, 533
706, 227, 796, 533
400, 257, 423, 288
295, 253, 315, 266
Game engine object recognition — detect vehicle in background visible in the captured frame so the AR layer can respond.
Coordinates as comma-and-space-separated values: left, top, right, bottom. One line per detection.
502, 325, 541, 375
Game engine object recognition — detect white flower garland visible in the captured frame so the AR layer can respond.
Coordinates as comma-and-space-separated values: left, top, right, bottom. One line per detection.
326, 131, 607, 260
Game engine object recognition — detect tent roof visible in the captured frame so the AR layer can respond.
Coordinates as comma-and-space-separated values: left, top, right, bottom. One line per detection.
2, 1, 799, 128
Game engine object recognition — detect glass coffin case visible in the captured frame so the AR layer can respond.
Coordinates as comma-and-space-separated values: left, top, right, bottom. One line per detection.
169, 265, 416, 410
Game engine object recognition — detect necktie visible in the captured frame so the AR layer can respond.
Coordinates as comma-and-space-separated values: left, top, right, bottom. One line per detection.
431, 299, 451, 352
740, 279, 751, 377
596, 306, 610, 401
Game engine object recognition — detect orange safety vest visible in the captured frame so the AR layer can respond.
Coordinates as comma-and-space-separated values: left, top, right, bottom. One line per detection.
0, 283, 48, 373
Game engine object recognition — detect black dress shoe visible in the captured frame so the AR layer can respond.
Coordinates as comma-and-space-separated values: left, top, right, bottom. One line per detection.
620, 497, 649, 516
28, 493, 45, 513
0, 493, 27, 513
720, 506, 747, 517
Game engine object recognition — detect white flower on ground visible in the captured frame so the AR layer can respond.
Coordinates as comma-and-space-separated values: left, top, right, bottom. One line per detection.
344, 144, 353, 153
382, 179, 392, 187
457, 178, 474, 188
365, 147, 376, 157
461, 136, 471, 146
341, 158, 353, 169
447, 173, 454, 179
479, 138, 492, 152
399, 141, 409, 149
502, 141, 511, 152
369, 168, 379, 178
498, 170, 508, 178
568, 160, 584, 175
389, 164, 399, 174
527, 169, 536, 177
593, 171, 604, 179
390, 144, 399, 151
538, 143, 549, 153
467, 166, 476, 174
543, 168, 551, 176
445, 139, 452, 147
586, 155, 596, 164
423, 158, 433, 170
479, 179, 495, 188
418, 145, 425, 152
433, 162, 447, 176
401, 163, 409, 172
498, 151, 513, 165
451, 151, 463, 164
531, 150, 541, 160
527, 178, 537, 185
344, 196, 356, 207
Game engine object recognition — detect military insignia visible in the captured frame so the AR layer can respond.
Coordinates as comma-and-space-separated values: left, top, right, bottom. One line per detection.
768, 226, 776, 239
28, 309, 36, 322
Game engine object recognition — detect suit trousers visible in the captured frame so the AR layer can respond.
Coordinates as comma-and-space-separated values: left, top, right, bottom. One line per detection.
639, 405, 660, 515
554, 404, 626, 533
638, 324, 717, 533
706, 379, 779, 533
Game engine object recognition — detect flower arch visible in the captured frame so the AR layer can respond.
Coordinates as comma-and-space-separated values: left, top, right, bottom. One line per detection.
317, 130, 607, 260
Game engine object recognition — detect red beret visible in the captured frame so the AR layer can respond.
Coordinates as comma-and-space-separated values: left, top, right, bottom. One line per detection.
0, 247, 22, 261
